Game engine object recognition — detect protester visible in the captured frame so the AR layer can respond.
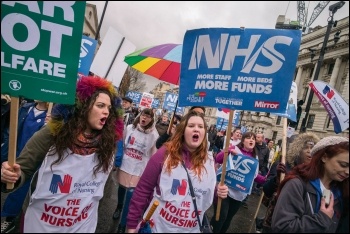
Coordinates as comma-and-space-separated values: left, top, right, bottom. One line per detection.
213, 130, 225, 158
211, 132, 266, 233
267, 140, 275, 169
1, 94, 11, 145
155, 114, 182, 149
271, 136, 349, 233
259, 132, 320, 233
0, 76, 124, 233
263, 132, 320, 198
223, 127, 242, 147
114, 108, 159, 232
252, 133, 270, 195
1, 100, 48, 233
208, 125, 218, 151
126, 110, 228, 233
155, 113, 170, 136
122, 96, 135, 128
255, 133, 270, 176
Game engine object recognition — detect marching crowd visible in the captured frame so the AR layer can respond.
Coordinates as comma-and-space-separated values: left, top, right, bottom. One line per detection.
1, 75, 349, 233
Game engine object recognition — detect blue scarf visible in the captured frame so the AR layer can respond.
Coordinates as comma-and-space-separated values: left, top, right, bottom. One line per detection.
310, 178, 342, 213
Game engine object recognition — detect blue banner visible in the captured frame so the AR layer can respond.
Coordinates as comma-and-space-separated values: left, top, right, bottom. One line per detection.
151, 98, 160, 109
272, 82, 297, 121
78, 35, 97, 75
163, 92, 179, 112
217, 154, 259, 194
176, 107, 185, 115
179, 28, 301, 113
216, 111, 240, 130
125, 91, 142, 105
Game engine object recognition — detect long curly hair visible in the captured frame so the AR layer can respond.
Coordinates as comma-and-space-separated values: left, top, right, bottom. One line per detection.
163, 110, 208, 179
47, 76, 124, 175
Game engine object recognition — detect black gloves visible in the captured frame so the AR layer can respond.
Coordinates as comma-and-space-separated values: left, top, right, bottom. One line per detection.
276, 162, 286, 183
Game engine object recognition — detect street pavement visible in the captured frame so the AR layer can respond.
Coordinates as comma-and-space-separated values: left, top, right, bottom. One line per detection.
1, 171, 267, 233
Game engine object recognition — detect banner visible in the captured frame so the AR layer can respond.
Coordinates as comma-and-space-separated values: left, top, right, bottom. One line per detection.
310, 80, 349, 134
161, 93, 185, 115
78, 35, 97, 76
162, 92, 178, 112
216, 154, 258, 194
139, 92, 154, 109
179, 28, 301, 113
125, 91, 142, 105
151, 98, 160, 109
216, 112, 240, 130
272, 81, 297, 121
1, 1, 86, 104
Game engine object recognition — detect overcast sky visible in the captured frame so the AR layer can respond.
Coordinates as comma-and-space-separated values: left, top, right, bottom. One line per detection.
86, 1, 349, 91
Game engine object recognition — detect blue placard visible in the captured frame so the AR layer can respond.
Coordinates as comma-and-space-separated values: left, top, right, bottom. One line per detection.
272, 82, 298, 121
179, 28, 301, 113
216, 154, 259, 194
163, 92, 179, 112
216, 112, 240, 130
125, 91, 142, 105
78, 35, 97, 75
151, 98, 160, 109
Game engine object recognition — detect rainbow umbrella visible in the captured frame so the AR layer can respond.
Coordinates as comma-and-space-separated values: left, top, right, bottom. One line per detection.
124, 43, 182, 85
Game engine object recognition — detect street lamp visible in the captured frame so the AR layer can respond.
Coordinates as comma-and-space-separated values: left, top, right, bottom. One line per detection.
299, 1, 345, 133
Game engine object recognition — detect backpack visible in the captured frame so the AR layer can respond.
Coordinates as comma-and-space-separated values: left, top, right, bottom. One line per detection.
262, 176, 307, 233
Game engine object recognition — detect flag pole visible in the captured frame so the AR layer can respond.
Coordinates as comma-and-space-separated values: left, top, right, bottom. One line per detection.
216, 110, 234, 221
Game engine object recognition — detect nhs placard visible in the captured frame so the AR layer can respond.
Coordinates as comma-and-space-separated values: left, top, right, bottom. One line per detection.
179, 28, 301, 113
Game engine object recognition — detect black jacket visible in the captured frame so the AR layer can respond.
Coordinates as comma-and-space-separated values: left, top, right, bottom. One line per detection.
255, 143, 270, 174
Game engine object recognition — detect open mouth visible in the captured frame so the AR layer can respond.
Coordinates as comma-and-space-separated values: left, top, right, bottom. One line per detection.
192, 134, 199, 142
100, 117, 107, 125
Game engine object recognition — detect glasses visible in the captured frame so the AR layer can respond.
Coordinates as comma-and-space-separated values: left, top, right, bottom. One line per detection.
141, 113, 152, 119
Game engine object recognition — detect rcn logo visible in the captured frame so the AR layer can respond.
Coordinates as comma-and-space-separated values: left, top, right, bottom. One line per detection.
170, 179, 187, 196
188, 34, 293, 74
322, 85, 335, 99
49, 174, 72, 194
254, 101, 280, 109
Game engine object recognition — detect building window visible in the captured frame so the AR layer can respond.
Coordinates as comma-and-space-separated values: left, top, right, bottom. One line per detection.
256, 112, 260, 116
89, 11, 92, 19
276, 116, 281, 125
272, 131, 278, 141
306, 114, 315, 128
324, 116, 332, 129
265, 113, 270, 117
327, 63, 335, 75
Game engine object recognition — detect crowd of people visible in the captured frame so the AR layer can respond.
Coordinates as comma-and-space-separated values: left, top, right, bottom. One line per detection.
0, 76, 348, 233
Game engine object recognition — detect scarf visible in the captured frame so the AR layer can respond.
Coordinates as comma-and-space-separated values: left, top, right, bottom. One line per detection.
135, 123, 155, 134
71, 131, 101, 155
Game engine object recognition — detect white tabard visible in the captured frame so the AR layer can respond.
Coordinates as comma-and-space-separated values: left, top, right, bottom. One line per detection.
24, 150, 111, 233
143, 155, 216, 233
